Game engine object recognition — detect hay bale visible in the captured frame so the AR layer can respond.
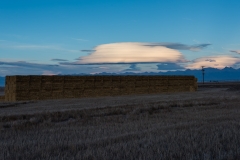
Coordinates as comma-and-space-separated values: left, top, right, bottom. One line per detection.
41, 83, 52, 90
94, 81, 103, 88
15, 76, 31, 82
41, 76, 53, 83
52, 83, 64, 89
101, 81, 112, 88
29, 83, 41, 90
0, 96, 5, 102
95, 76, 103, 81
15, 91, 29, 97
102, 76, 112, 81
30, 76, 42, 82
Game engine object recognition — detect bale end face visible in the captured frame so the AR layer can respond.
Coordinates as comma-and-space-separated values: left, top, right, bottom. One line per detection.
0, 95, 5, 102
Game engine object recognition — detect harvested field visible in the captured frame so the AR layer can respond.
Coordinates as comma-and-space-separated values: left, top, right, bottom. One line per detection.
0, 85, 240, 159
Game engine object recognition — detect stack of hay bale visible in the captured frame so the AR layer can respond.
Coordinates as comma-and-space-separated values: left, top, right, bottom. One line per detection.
0, 96, 4, 102
4, 75, 198, 102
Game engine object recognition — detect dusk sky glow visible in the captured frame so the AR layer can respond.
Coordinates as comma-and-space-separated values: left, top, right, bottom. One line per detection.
1, 0, 240, 76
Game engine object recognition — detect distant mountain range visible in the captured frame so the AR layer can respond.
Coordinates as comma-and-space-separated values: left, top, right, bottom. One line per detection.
1, 67, 240, 86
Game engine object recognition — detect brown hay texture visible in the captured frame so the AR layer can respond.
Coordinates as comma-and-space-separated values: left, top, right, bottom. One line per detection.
4, 75, 198, 102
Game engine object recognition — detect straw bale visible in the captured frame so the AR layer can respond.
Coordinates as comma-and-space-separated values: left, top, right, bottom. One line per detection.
112, 76, 121, 81
41, 75, 53, 81
51, 89, 63, 94
101, 81, 112, 87
7, 85, 27, 91
155, 86, 168, 90
63, 90, 75, 94
112, 81, 121, 87
155, 84, 168, 88
72, 90, 84, 97
72, 84, 84, 89
83, 89, 98, 97
135, 88, 149, 94
29, 76, 42, 82
121, 81, 135, 86
41, 88, 52, 93
28, 88, 41, 93
79, 76, 91, 80
63, 83, 79, 87
112, 79, 121, 82
95, 78, 103, 83
149, 75, 162, 79
52, 91, 64, 96
9, 96, 15, 102
85, 77, 95, 81
142, 80, 149, 84
85, 79, 95, 83
52, 83, 63, 89
51, 95, 64, 99
121, 88, 135, 94
148, 88, 160, 94
94, 82, 103, 87
111, 88, 121, 95
65, 76, 82, 81
7, 76, 16, 82
124, 76, 136, 81
62, 84, 76, 90
189, 86, 195, 92
52, 80, 64, 84
27, 95, 39, 100
158, 78, 169, 82
83, 82, 95, 89
95, 86, 103, 90
52, 79, 64, 83
140, 76, 149, 81
52, 76, 64, 80
95, 76, 103, 81
41, 83, 52, 89
149, 81, 156, 87
39, 92, 53, 99
155, 81, 168, 85
135, 84, 143, 88
14, 76, 30, 82
63, 76, 73, 80
29, 84, 41, 90
66, 80, 85, 84
97, 89, 113, 96
28, 91, 40, 97
0, 95, 5, 100
15, 91, 29, 97
102, 76, 112, 81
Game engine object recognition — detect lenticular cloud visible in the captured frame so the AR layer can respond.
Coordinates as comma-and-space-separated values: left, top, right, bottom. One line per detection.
186, 56, 240, 69
76, 42, 186, 64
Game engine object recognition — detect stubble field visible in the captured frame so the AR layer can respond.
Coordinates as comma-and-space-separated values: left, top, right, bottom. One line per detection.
0, 84, 240, 160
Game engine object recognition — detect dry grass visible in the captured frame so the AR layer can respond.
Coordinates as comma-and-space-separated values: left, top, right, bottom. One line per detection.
0, 87, 240, 159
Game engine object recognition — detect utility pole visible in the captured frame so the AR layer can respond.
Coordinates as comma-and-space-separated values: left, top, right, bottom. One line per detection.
201, 66, 205, 84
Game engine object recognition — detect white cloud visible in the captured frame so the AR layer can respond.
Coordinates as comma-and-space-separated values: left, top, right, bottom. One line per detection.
76, 42, 186, 64
0, 43, 80, 53
230, 50, 240, 54
186, 56, 240, 69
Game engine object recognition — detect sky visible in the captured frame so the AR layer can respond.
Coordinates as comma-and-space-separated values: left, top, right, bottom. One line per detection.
1, 0, 240, 76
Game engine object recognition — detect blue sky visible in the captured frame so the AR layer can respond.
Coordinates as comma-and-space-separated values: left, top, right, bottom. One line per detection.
1, 0, 240, 76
